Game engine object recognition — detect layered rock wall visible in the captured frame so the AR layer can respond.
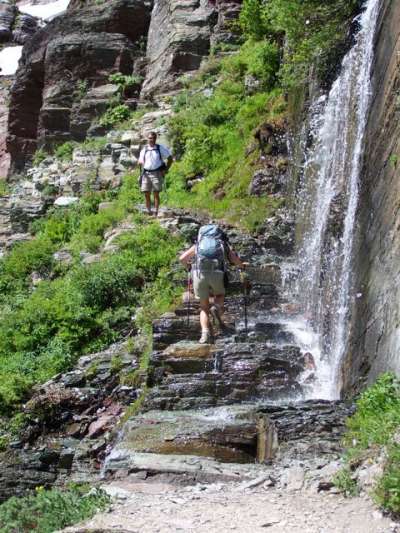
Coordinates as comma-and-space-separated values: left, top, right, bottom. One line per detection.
345, 0, 400, 390
6, 0, 242, 173
141, 0, 217, 97
7, 0, 153, 173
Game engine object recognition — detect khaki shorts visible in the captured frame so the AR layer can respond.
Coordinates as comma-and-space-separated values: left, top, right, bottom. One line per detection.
141, 170, 164, 192
193, 270, 225, 300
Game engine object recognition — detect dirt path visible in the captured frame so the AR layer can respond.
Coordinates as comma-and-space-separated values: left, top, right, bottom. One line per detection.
62, 479, 399, 533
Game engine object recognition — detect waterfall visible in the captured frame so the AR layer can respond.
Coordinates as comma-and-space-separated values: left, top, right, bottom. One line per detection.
290, 0, 381, 400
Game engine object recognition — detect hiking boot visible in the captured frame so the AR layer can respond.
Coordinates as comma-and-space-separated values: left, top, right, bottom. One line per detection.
210, 305, 225, 329
199, 330, 213, 344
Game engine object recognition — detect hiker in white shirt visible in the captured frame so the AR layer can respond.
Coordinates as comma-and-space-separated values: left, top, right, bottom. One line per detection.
138, 132, 173, 216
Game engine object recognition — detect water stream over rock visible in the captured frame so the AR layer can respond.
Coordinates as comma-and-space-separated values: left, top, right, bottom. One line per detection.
285, 0, 381, 400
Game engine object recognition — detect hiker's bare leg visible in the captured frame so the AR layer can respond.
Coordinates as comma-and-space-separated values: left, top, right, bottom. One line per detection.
211, 294, 226, 329
144, 192, 152, 214
215, 294, 225, 315
154, 191, 160, 216
200, 299, 211, 331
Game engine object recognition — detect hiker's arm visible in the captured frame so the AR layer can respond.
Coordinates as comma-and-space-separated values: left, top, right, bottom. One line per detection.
228, 248, 247, 269
160, 145, 173, 170
138, 148, 145, 166
179, 245, 196, 267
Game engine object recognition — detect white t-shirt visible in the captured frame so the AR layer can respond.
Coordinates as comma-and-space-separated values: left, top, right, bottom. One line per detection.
139, 144, 171, 171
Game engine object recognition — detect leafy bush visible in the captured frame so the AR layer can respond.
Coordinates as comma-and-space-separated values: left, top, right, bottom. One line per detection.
0, 237, 56, 296
54, 141, 75, 161
333, 467, 359, 497
238, 0, 361, 88
239, 0, 273, 41
375, 444, 400, 514
338, 373, 400, 514
0, 187, 183, 412
0, 180, 10, 197
99, 104, 131, 128
268, 0, 361, 87
165, 45, 285, 232
32, 148, 48, 166
0, 485, 110, 533
109, 72, 143, 91
344, 373, 400, 457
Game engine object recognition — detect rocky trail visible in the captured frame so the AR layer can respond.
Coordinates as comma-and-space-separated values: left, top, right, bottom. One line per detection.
54, 208, 395, 532
2, 206, 398, 531
62, 478, 398, 533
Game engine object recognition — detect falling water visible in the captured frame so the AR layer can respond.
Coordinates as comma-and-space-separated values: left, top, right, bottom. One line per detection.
291, 0, 381, 399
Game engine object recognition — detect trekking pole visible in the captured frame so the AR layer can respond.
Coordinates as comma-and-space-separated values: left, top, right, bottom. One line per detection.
186, 267, 191, 332
240, 269, 248, 337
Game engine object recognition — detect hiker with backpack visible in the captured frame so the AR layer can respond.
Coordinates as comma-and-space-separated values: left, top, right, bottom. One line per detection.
138, 132, 173, 217
179, 224, 248, 344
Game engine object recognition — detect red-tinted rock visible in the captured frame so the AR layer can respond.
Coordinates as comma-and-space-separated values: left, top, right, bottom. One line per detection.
7, 0, 152, 173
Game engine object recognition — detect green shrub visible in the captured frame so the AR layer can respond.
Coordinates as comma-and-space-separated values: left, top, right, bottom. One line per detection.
268, 0, 361, 87
0, 196, 182, 412
339, 373, 400, 513
0, 485, 110, 533
0, 237, 56, 296
333, 467, 359, 497
237, 0, 361, 88
239, 0, 272, 41
32, 148, 47, 166
71, 252, 142, 309
375, 444, 400, 514
99, 104, 131, 128
0, 181, 10, 197
54, 141, 75, 161
166, 47, 285, 232
344, 373, 400, 457
109, 72, 143, 91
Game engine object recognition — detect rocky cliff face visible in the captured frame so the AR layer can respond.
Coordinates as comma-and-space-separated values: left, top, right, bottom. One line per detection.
345, 0, 400, 390
6, 0, 242, 174
0, 1, 41, 179
7, 0, 153, 173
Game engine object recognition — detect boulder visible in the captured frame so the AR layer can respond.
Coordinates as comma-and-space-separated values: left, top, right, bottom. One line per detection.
141, 0, 217, 97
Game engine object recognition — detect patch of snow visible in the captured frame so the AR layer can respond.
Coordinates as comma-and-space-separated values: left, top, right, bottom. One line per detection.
0, 46, 23, 76
19, 0, 70, 21
54, 196, 79, 207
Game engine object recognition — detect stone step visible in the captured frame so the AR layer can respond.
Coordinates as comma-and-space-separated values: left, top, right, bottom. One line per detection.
103, 406, 278, 473
102, 401, 352, 481
103, 451, 271, 484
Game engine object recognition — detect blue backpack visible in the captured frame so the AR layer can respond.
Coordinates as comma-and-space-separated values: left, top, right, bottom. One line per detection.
196, 224, 227, 273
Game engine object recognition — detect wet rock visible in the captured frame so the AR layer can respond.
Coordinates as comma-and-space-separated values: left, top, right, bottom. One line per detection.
163, 341, 217, 359
258, 210, 295, 255
147, 342, 305, 411
114, 406, 267, 464
249, 168, 284, 197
